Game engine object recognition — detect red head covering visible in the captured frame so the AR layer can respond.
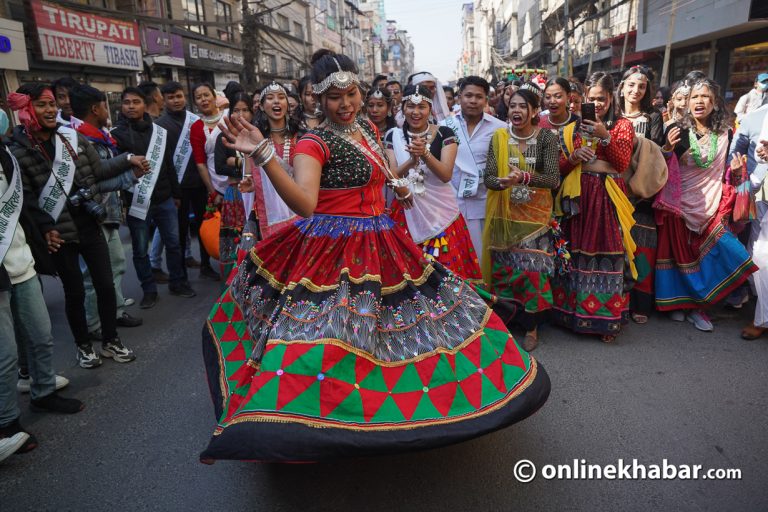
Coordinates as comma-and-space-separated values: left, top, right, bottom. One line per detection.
7, 88, 55, 133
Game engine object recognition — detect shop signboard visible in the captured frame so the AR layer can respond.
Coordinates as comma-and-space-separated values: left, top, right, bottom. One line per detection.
0, 18, 29, 71
31, 0, 142, 70
185, 38, 243, 72
143, 27, 184, 67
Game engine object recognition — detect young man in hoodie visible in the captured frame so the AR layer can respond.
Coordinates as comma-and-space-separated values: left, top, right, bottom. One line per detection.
7, 83, 134, 369
0, 143, 84, 462
111, 87, 195, 309
69, 84, 147, 335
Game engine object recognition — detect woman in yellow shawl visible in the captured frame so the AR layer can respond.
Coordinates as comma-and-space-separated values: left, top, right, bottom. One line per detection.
482, 85, 560, 351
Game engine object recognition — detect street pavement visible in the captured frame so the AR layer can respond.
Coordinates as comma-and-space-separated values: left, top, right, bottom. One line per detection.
1, 233, 767, 511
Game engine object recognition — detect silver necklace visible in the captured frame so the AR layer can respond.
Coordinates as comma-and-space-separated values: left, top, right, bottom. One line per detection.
202, 111, 223, 124
406, 125, 431, 139
548, 114, 570, 127
269, 133, 294, 176
323, 119, 360, 135
508, 125, 537, 141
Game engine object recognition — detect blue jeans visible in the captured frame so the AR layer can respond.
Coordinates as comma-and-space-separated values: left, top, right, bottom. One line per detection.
127, 197, 185, 293
150, 228, 192, 270
0, 278, 56, 426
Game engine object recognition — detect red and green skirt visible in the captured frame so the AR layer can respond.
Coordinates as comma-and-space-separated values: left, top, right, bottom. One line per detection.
551, 173, 632, 336
201, 213, 550, 462
389, 202, 482, 282
488, 228, 555, 331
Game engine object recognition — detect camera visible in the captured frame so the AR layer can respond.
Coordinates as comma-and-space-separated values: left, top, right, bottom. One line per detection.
69, 187, 107, 222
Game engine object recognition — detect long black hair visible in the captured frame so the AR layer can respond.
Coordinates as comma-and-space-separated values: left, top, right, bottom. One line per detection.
679, 78, 731, 135
616, 65, 655, 116
253, 85, 300, 137
310, 50, 358, 90
509, 88, 541, 126
400, 84, 433, 143
584, 71, 618, 128
226, 91, 253, 120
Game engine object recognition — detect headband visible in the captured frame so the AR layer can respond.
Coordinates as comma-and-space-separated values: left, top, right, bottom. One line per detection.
312, 57, 360, 95
402, 92, 432, 106
8, 90, 55, 132
519, 82, 543, 99
411, 72, 436, 85
369, 89, 385, 100
259, 81, 287, 102
674, 80, 691, 97
628, 72, 649, 82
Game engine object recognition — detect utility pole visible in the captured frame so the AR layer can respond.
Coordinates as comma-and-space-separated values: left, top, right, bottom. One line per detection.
241, 0, 259, 92
563, 0, 569, 77
660, 0, 678, 86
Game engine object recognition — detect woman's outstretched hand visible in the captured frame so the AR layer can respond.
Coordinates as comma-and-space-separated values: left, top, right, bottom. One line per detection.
219, 115, 265, 156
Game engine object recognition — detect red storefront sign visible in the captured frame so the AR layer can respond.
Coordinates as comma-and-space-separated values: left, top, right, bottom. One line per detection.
30, 0, 142, 70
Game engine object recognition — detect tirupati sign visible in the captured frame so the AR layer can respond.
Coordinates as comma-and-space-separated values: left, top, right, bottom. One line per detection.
31, 0, 142, 70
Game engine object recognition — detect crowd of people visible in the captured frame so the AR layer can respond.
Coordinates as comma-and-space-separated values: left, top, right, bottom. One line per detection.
2, 47, 767, 463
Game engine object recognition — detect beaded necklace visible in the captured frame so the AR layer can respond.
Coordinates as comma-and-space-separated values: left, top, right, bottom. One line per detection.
404, 125, 435, 196
688, 130, 718, 169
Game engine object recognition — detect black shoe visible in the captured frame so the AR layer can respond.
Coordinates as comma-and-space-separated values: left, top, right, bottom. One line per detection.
140, 292, 159, 309
200, 265, 220, 281
30, 391, 85, 414
185, 256, 201, 268
152, 267, 169, 284
116, 312, 143, 327
169, 282, 196, 298
0, 418, 37, 454
88, 329, 103, 342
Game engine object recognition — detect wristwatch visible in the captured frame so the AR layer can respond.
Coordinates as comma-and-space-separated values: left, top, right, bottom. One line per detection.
126, 152, 135, 161
599, 135, 611, 146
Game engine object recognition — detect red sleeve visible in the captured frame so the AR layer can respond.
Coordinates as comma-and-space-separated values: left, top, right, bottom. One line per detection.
559, 133, 582, 175
190, 121, 207, 165
295, 133, 330, 165
602, 118, 634, 173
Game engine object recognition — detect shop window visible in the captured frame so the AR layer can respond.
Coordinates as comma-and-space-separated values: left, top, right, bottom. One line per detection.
727, 42, 768, 104
182, 0, 207, 35
671, 49, 708, 85
265, 54, 277, 75
215, 0, 234, 42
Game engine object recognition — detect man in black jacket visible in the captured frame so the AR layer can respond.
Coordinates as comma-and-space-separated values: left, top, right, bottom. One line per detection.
156, 81, 216, 280
8, 82, 134, 369
0, 142, 84, 462
111, 87, 195, 308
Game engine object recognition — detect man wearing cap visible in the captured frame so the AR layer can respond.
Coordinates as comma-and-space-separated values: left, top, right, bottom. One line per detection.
734, 73, 768, 121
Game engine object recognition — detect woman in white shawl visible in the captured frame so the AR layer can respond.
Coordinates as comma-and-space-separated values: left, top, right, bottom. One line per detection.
383, 84, 482, 281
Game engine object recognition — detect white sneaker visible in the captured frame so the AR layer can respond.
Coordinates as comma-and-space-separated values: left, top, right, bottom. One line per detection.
687, 310, 714, 332
0, 432, 29, 463
124, 298, 135, 307
669, 310, 685, 322
17, 375, 70, 393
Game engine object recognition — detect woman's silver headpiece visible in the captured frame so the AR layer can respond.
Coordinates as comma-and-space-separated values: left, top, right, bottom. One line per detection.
312, 58, 361, 95
403, 93, 432, 106
259, 81, 287, 102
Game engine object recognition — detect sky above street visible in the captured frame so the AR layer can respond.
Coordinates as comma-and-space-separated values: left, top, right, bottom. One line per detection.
384, 0, 465, 81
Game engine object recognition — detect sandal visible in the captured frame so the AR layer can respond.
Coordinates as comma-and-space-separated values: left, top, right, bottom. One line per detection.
741, 324, 767, 340
631, 312, 648, 324
522, 329, 539, 352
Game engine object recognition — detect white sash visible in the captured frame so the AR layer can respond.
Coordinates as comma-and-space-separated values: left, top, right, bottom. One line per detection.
443, 116, 480, 198
392, 129, 460, 243
173, 111, 200, 183
129, 124, 168, 220
38, 126, 78, 222
0, 148, 23, 266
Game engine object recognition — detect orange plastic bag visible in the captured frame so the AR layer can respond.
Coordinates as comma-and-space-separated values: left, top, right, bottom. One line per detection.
200, 211, 221, 260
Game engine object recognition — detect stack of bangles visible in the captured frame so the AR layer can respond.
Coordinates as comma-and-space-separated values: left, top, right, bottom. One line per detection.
388, 176, 413, 201
247, 139, 277, 167
520, 171, 532, 186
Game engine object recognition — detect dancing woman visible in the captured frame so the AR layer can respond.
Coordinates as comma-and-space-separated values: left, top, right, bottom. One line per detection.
540, 77, 580, 134
483, 85, 560, 352
383, 85, 482, 280
654, 78, 757, 331
552, 72, 636, 343
199, 52, 550, 463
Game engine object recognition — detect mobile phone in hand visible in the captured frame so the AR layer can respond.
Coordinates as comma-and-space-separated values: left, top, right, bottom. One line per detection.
581, 102, 596, 122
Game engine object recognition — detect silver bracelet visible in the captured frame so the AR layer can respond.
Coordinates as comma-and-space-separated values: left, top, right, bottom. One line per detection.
395, 190, 413, 201
247, 139, 270, 159
253, 145, 276, 168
